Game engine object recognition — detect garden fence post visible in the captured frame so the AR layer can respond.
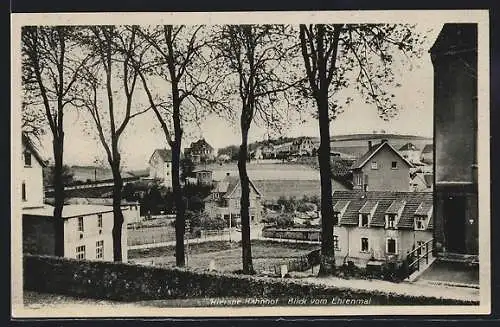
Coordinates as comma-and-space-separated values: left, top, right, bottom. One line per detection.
425, 244, 428, 265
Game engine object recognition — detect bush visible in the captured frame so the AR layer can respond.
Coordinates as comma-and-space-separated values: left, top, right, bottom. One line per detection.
23, 255, 477, 305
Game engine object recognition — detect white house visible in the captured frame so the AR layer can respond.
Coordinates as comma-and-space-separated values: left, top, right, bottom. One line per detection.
21, 134, 46, 209
21, 134, 127, 262
148, 148, 173, 188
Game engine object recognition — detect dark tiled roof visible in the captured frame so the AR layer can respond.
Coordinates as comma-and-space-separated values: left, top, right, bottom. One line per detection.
350, 143, 383, 170
385, 200, 406, 214
333, 200, 350, 212
332, 190, 433, 230
421, 144, 433, 153
399, 142, 419, 151
189, 138, 213, 151
359, 200, 378, 214
213, 174, 262, 199
415, 201, 433, 216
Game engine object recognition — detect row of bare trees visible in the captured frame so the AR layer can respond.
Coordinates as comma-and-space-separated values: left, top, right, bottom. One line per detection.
21, 24, 424, 274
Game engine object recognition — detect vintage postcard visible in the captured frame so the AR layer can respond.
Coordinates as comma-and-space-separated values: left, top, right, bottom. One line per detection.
11, 10, 490, 318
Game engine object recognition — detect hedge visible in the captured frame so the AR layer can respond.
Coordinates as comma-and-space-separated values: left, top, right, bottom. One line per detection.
23, 255, 478, 305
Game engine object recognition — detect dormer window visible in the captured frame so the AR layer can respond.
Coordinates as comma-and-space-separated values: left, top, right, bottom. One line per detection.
360, 214, 369, 227
332, 200, 350, 226
24, 151, 32, 167
386, 214, 397, 229
414, 202, 432, 231
358, 200, 377, 227
414, 216, 427, 230
384, 200, 406, 229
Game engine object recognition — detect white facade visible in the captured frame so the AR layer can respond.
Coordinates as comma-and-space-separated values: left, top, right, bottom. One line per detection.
63, 207, 128, 262
148, 150, 172, 188
21, 142, 44, 209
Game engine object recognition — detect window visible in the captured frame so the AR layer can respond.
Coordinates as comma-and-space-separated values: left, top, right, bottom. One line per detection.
360, 214, 369, 227
24, 151, 32, 167
386, 238, 397, 254
391, 161, 398, 169
333, 235, 339, 250
22, 182, 27, 201
97, 214, 103, 228
361, 237, 369, 252
414, 216, 426, 230
386, 214, 397, 229
96, 240, 104, 259
76, 245, 86, 260
371, 161, 378, 170
77, 217, 84, 232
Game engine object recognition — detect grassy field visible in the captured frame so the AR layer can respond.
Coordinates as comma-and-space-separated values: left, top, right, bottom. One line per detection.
129, 240, 319, 274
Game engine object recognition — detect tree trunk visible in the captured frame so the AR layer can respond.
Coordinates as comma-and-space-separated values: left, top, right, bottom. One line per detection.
238, 123, 254, 274
110, 160, 124, 262
316, 24, 335, 276
172, 137, 185, 267
172, 93, 186, 267
52, 136, 65, 257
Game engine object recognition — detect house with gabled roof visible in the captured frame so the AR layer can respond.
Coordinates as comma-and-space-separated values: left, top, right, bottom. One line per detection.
148, 148, 173, 188
351, 139, 414, 192
330, 190, 433, 267
205, 172, 263, 224
184, 138, 215, 164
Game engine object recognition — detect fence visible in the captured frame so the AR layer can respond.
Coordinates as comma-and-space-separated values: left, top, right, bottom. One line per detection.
406, 239, 433, 277
270, 249, 321, 275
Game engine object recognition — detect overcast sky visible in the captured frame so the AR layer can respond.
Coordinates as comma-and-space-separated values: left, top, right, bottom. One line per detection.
34, 23, 442, 171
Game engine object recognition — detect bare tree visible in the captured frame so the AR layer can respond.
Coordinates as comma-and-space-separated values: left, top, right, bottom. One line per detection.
133, 25, 228, 267
299, 24, 425, 275
22, 26, 91, 256
214, 24, 300, 274
77, 26, 150, 261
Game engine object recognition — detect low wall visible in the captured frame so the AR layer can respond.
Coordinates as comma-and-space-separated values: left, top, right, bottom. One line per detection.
262, 227, 321, 241
23, 255, 476, 305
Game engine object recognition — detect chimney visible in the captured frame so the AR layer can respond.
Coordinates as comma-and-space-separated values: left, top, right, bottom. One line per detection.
226, 172, 230, 176
368, 141, 372, 151
381, 139, 388, 144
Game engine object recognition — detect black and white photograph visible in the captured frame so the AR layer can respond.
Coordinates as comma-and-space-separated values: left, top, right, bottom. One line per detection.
11, 10, 490, 317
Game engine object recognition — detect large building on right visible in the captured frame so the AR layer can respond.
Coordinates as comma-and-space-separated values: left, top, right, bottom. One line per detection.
431, 23, 478, 257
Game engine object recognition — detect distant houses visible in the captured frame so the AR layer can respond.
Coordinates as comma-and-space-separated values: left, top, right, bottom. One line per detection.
205, 172, 263, 224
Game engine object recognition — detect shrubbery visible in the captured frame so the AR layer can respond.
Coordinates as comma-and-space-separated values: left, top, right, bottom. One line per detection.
23, 255, 477, 305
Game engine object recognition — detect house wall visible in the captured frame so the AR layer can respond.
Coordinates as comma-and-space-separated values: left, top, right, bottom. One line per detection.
354, 146, 410, 192
22, 215, 56, 255
333, 225, 432, 266
149, 152, 172, 188
21, 145, 44, 208
63, 211, 128, 262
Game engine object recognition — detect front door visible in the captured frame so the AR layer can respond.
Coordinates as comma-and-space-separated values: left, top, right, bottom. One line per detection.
443, 195, 466, 254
